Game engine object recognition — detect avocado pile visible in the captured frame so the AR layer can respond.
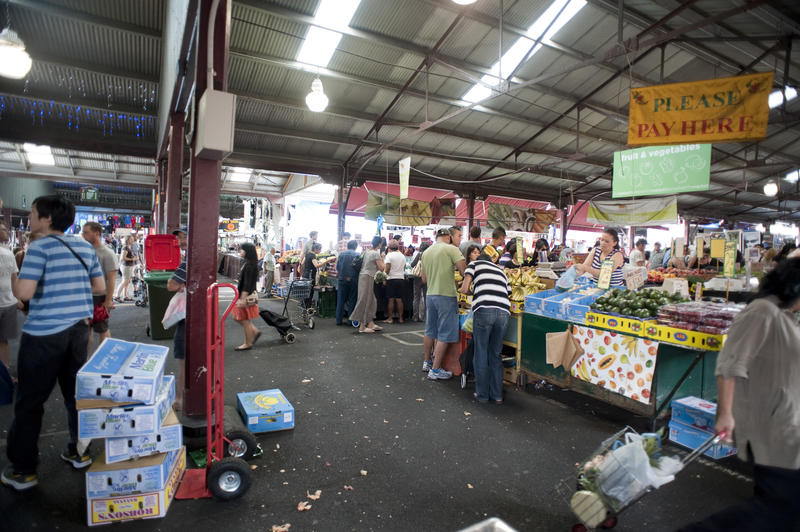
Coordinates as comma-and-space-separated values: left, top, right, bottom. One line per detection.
589, 288, 687, 319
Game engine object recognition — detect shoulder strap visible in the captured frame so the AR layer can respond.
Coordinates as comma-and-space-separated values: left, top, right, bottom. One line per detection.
47, 235, 89, 272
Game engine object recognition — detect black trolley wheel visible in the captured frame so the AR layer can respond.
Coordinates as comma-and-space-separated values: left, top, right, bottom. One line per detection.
207, 457, 251, 501
285, 332, 296, 344
224, 430, 258, 460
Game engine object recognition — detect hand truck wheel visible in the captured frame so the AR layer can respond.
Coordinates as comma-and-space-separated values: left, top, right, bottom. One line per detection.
308, 317, 315, 329
207, 457, 251, 500
224, 429, 258, 460
284, 332, 296, 344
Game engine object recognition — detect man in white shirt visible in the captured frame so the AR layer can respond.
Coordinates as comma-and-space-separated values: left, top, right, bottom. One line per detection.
383, 240, 406, 324
630, 238, 647, 267
0, 220, 20, 371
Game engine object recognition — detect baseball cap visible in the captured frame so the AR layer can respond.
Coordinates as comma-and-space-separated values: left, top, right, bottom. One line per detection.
436, 228, 450, 237
172, 226, 188, 235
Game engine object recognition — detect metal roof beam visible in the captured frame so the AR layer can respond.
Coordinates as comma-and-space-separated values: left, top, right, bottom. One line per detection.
9, 0, 162, 39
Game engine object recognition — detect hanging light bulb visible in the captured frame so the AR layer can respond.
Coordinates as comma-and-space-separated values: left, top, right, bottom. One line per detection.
763, 181, 778, 197
305, 77, 329, 112
0, 28, 32, 79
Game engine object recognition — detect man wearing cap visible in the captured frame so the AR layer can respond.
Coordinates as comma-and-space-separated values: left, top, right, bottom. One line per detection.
81, 221, 117, 353
166, 226, 188, 411
630, 238, 647, 268
420, 228, 466, 380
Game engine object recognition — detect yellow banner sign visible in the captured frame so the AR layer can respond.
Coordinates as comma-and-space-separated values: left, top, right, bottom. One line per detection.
628, 72, 774, 145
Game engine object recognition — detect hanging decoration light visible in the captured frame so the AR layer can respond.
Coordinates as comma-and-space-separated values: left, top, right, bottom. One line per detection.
763, 181, 778, 197
305, 77, 328, 112
0, 28, 32, 79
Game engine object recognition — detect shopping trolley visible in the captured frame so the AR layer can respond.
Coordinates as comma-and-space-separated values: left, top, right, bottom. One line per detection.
556, 426, 726, 531
279, 279, 316, 329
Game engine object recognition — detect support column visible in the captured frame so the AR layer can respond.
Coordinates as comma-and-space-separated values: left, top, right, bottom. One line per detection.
184, 0, 231, 418
467, 194, 475, 229
154, 160, 166, 232
559, 208, 567, 245
337, 173, 346, 240
165, 112, 185, 234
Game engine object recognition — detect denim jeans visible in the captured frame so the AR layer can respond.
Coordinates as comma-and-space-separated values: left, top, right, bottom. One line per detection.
7, 319, 90, 474
336, 278, 357, 324
472, 307, 508, 402
423, 295, 459, 343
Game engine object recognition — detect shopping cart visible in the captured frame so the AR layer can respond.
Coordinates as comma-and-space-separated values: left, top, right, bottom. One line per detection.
557, 426, 726, 531
279, 279, 316, 329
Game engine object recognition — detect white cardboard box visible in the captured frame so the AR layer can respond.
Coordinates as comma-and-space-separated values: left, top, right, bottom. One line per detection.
104, 409, 182, 464
86, 446, 181, 498
78, 376, 174, 440
86, 446, 185, 526
77, 338, 169, 405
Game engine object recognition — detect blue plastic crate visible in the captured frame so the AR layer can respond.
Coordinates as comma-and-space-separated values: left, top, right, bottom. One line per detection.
669, 419, 736, 459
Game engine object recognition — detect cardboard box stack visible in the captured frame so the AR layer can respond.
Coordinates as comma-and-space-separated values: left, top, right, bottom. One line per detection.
76, 339, 186, 526
669, 396, 737, 459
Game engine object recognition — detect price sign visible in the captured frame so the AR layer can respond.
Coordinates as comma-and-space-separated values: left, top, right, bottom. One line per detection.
597, 259, 614, 289
624, 268, 645, 290
515, 236, 524, 264
723, 241, 737, 277
695, 237, 704, 259
710, 238, 725, 259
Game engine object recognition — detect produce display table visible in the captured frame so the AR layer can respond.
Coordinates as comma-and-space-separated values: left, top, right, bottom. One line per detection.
373, 277, 414, 321
520, 313, 719, 425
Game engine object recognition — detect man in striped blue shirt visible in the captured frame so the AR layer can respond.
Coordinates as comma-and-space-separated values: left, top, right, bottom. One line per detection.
2, 196, 104, 492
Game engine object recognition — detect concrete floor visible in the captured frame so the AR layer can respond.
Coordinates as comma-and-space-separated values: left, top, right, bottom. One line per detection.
1, 285, 754, 531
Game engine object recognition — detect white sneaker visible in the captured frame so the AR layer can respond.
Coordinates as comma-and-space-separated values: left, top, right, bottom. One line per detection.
422, 360, 432, 372
427, 368, 453, 380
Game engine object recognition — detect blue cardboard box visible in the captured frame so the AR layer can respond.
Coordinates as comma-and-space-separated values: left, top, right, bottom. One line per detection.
668, 419, 737, 459
671, 396, 717, 432
237, 389, 295, 433
85, 446, 181, 498
77, 338, 169, 405
523, 289, 559, 314
78, 375, 175, 439
104, 409, 183, 464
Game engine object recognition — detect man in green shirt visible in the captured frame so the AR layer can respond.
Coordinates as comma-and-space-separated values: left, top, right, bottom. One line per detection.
421, 228, 466, 380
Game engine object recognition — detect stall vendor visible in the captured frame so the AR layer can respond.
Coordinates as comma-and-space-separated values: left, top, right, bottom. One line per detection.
574, 228, 625, 287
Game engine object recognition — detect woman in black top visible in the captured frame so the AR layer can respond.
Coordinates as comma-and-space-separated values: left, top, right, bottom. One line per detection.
233, 242, 261, 351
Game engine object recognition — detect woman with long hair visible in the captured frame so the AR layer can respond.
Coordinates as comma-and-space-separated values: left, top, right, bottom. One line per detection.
680, 258, 800, 531
574, 228, 625, 287
349, 235, 385, 333
232, 242, 261, 351
114, 235, 137, 302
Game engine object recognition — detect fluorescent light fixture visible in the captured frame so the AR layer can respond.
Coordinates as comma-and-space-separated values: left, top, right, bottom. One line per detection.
23, 143, 54, 166
768, 86, 798, 109
462, 0, 586, 103
784, 169, 799, 183
452, 0, 477, 4
229, 167, 252, 183
0, 28, 32, 79
763, 181, 778, 197
295, 0, 361, 68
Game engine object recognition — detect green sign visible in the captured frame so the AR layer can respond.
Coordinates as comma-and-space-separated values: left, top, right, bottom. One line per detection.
612, 143, 711, 198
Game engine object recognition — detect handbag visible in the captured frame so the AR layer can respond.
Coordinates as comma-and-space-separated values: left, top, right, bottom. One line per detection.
245, 292, 259, 305
91, 303, 110, 325
410, 261, 422, 277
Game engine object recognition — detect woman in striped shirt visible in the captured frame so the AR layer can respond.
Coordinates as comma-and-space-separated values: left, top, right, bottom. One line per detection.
460, 247, 511, 404
575, 228, 625, 287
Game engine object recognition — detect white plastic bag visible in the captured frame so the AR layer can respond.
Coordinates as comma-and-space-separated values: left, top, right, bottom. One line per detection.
162, 291, 186, 329
556, 265, 578, 292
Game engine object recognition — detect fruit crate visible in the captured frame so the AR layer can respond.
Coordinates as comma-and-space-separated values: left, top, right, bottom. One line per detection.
584, 311, 655, 336
645, 323, 726, 351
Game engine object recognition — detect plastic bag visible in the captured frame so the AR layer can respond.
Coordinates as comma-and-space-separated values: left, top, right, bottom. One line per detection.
461, 309, 474, 334
556, 265, 578, 292
162, 291, 186, 329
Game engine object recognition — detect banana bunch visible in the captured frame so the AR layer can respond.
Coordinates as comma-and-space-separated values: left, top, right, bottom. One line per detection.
505, 266, 547, 291
510, 286, 526, 302
454, 271, 464, 283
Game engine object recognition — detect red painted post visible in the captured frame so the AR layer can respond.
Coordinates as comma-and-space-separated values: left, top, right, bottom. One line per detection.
165, 113, 185, 234
184, 0, 230, 417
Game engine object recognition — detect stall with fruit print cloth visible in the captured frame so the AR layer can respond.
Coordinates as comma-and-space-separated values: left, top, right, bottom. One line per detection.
519, 286, 734, 427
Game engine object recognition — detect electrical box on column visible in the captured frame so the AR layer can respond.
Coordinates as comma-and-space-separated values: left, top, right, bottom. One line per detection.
195, 89, 236, 160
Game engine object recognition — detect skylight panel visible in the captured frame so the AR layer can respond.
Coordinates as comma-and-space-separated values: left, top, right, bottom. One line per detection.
785, 169, 799, 183
768, 86, 798, 109
23, 143, 55, 166
295, 0, 362, 68
229, 167, 252, 183
461, 0, 586, 104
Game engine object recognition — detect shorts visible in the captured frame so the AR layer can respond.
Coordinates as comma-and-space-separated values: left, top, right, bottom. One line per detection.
173, 319, 185, 359
424, 295, 459, 343
0, 303, 21, 341
386, 278, 405, 299
232, 304, 259, 321
91, 295, 109, 333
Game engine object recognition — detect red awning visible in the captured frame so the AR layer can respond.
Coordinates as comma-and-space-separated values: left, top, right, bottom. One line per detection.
454, 195, 551, 224
565, 202, 605, 233
329, 181, 456, 217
